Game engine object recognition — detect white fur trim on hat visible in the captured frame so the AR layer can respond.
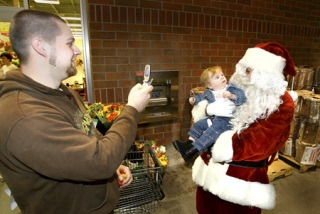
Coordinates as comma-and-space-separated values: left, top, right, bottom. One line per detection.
192, 157, 276, 210
238, 48, 286, 78
211, 130, 234, 162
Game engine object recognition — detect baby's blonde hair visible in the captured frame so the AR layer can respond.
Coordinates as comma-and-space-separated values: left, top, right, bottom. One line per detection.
200, 66, 222, 87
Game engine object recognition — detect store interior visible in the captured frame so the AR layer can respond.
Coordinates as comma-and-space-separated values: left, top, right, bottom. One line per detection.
0, 0, 87, 100
1, 1, 320, 213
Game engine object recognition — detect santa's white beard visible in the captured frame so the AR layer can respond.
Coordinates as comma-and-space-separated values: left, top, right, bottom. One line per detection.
229, 69, 287, 131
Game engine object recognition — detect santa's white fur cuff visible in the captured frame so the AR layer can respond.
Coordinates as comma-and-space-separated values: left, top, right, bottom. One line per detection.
288, 90, 298, 102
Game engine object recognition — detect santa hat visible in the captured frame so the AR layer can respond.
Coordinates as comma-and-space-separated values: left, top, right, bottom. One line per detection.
238, 42, 296, 77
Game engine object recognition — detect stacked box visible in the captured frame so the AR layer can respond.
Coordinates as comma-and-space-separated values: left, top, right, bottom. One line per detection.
299, 95, 320, 124
282, 90, 320, 165
280, 138, 294, 157
299, 121, 320, 145
295, 142, 320, 165
287, 68, 314, 90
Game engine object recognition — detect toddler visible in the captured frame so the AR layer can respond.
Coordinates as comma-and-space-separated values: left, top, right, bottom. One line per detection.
173, 66, 246, 162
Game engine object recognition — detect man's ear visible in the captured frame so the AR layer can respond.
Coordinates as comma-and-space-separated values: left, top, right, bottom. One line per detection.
31, 38, 48, 57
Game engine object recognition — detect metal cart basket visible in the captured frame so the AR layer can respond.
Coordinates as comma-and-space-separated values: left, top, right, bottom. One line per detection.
114, 143, 165, 213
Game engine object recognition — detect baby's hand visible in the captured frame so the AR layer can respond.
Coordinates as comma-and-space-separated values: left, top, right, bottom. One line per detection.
189, 97, 195, 105
222, 91, 232, 99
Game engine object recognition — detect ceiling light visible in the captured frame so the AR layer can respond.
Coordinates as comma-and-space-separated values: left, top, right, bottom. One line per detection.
67, 24, 82, 27
34, 0, 60, 4
71, 28, 82, 32
73, 33, 83, 38
62, 17, 81, 21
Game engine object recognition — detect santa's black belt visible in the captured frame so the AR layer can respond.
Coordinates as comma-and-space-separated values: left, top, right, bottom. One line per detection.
226, 159, 268, 168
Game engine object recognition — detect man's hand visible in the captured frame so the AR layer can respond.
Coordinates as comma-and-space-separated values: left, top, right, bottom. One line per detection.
116, 165, 133, 188
127, 83, 153, 112
206, 99, 235, 117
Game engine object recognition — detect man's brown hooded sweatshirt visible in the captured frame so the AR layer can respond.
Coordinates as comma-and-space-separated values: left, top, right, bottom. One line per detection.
0, 70, 139, 213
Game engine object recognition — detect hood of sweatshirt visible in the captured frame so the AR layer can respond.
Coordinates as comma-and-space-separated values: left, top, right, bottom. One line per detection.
0, 69, 72, 98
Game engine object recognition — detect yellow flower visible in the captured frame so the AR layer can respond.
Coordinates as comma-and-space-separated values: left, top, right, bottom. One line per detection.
86, 102, 125, 129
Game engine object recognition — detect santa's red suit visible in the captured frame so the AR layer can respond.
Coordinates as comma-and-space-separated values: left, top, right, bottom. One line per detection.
192, 42, 297, 214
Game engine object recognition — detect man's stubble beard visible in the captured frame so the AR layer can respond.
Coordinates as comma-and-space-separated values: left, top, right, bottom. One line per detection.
67, 65, 77, 77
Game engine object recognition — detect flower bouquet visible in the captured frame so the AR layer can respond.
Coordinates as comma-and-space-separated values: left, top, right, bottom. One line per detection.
86, 102, 125, 134
152, 144, 169, 167
134, 140, 169, 167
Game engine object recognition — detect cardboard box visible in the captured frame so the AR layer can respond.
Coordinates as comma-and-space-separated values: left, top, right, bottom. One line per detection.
295, 141, 320, 165
299, 95, 320, 124
290, 118, 320, 145
289, 117, 299, 138
280, 138, 294, 157
300, 122, 320, 145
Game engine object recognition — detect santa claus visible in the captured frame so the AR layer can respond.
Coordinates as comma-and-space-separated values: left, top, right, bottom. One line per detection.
192, 42, 297, 214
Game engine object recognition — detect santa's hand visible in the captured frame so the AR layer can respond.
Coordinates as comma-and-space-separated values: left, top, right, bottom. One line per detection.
206, 99, 235, 117
211, 130, 234, 162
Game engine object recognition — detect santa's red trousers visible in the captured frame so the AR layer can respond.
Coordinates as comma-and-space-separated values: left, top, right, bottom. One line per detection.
196, 186, 261, 214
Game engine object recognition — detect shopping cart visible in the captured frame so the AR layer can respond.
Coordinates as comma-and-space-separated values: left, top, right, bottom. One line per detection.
114, 142, 165, 213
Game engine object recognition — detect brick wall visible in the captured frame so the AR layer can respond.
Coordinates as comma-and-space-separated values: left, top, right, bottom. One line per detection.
87, 0, 320, 145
